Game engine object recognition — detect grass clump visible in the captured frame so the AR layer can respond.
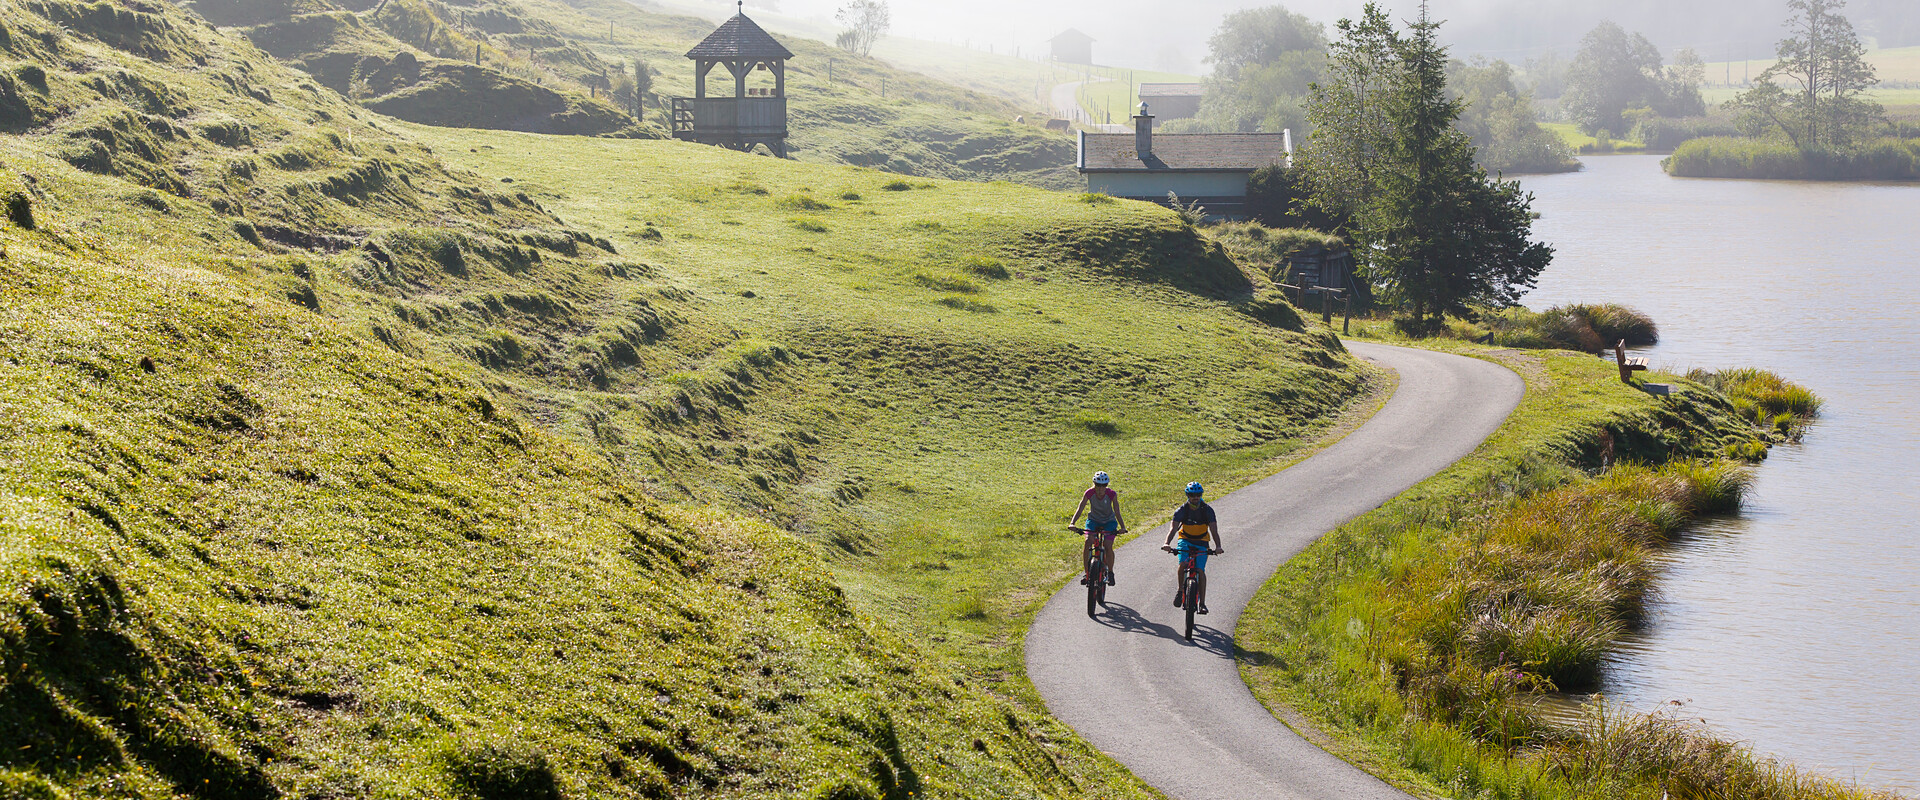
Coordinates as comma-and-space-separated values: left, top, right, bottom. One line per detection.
1072, 410, 1120, 436
881, 179, 913, 191
1688, 368, 1823, 439
791, 218, 829, 233
960, 255, 1009, 279
1078, 192, 1114, 205
779, 193, 835, 211
934, 294, 996, 313
913, 271, 980, 293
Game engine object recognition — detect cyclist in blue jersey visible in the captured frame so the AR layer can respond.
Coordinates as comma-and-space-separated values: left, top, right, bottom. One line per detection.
1164, 482, 1224, 614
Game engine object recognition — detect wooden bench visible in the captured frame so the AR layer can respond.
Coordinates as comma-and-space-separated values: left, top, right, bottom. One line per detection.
1611, 339, 1648, 384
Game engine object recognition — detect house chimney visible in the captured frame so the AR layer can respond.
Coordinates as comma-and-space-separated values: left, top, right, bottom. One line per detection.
1134, 101, 1153, 158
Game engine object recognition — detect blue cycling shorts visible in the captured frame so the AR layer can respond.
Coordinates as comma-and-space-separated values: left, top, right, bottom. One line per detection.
1174, 538, 1210, 572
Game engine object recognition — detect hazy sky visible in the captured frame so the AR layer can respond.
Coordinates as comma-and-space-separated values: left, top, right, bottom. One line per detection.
735, 0, 1911, 73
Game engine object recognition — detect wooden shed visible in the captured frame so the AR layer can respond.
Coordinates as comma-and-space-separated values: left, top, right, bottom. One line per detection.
1050, 29, 1094, 65
1137, 82, 1203, 120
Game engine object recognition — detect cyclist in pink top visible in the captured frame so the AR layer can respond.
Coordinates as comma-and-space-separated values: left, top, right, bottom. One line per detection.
1068, 471, 1126, 586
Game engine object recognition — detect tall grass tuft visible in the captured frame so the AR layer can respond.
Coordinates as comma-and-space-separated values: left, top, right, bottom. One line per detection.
1688, 368, 1822, 439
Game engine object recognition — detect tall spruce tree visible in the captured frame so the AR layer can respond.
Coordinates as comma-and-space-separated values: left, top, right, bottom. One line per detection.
1304, 2, 1551, 332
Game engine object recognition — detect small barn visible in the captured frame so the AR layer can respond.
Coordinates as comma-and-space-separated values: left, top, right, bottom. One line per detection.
1076, 103, 1291, 219
1050, 29, 1094, 65
671, 5, 793, 156
1137, 82, 1203, 120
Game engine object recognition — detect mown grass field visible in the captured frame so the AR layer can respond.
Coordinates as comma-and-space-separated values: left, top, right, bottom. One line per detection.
1541, 122, 1647, 153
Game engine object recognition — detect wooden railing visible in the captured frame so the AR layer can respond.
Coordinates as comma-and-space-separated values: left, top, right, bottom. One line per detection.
671, 97, 786, 138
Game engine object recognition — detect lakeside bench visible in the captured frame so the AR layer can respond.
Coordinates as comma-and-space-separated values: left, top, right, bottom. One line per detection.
1611, 339, 1648, 383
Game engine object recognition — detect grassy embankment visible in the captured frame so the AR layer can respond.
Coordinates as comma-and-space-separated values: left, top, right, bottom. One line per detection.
1665, 136, 1920, 179
1234, 342, 1893, 799
195, 0, 1083, 188
0, 0, 1373, 794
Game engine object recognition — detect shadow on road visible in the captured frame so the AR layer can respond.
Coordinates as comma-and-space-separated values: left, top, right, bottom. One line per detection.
1093, 602, 1235, 657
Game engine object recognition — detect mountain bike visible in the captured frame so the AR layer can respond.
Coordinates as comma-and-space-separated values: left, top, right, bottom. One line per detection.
1068, 527, 1113, 618
1162, 544, 1215, 641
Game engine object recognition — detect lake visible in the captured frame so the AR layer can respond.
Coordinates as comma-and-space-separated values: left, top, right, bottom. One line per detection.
1518, 154, 1920, 793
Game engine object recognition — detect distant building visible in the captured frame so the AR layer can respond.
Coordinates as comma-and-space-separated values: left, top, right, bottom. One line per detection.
672, 6, 793, 156
1050, 29, 1094, 65
1075, 103, 1291, 220
1137, 82, 1203, 121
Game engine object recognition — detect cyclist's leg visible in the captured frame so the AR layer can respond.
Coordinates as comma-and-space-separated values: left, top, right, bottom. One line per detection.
1186, 543, 1211, 611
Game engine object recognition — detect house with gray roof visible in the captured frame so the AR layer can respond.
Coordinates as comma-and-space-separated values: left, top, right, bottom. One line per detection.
1076, 103, 1291, 219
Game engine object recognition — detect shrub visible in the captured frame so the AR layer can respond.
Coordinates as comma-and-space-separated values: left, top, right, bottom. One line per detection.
881, 180, 911, 191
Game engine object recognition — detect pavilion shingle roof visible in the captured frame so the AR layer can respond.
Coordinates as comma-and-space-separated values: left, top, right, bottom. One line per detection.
685, 13, 793, 60
1078, 133, 1290, 171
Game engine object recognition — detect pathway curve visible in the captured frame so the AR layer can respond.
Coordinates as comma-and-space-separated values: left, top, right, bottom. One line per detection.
1049, 78, 1127, 132
1025, 341, 1523, 800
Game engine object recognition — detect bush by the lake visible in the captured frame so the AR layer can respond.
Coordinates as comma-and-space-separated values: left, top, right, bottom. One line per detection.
1666, 137, 1920, 180
1628, 115, 1741, 152
1481, 303, 1658, 351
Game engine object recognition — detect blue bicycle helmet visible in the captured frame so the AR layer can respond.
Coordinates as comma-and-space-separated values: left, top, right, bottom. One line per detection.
1184, 481, 1204, 496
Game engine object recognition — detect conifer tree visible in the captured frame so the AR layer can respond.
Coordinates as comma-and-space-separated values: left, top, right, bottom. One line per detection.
1304, 2, 1551, 332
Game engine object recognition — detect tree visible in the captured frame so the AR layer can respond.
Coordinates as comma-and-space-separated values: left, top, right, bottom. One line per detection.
1179, 6, 1326, 134
1303, 3, 1551, 331
1206, 6, 1327, 83
631, 58, 652, 117
1449, 59, 1574, 173
1299, 4, 1400, 220
834, 0, 889, 57
1562, 21, 1665, 136
1734, 0, 1881, 150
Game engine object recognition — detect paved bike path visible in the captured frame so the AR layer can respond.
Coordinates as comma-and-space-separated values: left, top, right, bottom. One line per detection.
1025, 341, 1523, 800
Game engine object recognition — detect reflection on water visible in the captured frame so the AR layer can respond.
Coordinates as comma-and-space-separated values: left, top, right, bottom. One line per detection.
1518, 155, 1920, 793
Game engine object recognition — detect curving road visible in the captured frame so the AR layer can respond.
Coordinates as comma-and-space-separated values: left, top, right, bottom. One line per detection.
1025, 341, 1523, 800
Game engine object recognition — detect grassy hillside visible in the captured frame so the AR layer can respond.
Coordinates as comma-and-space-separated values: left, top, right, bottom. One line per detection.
188, 0, 1083, 187
407, 125, 1369, 679
0, 0, 1372, 794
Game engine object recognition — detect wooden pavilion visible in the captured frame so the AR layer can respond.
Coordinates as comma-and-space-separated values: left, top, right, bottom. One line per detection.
672, 3, 793, 156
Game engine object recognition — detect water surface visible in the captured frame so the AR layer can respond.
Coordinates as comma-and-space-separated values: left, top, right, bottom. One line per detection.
1518, 155, 1920, 792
